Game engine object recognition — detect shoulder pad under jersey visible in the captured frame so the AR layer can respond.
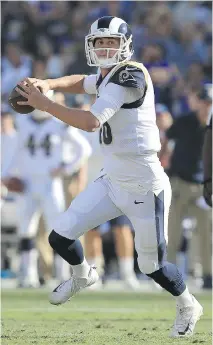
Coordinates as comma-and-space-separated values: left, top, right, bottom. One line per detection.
107, 63, 147, 90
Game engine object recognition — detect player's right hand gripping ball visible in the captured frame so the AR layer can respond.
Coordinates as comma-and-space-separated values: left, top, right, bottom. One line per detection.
8, 85, 35, 114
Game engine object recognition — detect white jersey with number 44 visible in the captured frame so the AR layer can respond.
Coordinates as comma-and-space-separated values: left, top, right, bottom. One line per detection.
2, 115, 92, 180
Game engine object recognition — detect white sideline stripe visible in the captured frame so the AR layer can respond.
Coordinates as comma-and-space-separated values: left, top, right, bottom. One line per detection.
2, 307, 143, 313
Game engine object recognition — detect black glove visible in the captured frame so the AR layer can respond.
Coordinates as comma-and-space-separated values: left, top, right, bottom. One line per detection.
203, 178, 212, 207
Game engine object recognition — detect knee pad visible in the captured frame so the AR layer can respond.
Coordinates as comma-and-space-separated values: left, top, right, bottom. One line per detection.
19, 238, 36, 251
49, 230, 75, 251
49, 230, 61, 250
49, 230, 83, 265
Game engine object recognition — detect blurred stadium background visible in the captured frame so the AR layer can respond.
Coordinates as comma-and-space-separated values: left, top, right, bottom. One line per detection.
1, 2, 212, 345
1, 1, 212, 291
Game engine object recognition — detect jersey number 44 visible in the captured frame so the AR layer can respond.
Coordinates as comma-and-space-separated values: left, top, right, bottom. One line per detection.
27, 134, 51, 156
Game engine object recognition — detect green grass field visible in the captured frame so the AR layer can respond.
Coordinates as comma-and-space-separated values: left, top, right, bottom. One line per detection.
1, 289, 212, 345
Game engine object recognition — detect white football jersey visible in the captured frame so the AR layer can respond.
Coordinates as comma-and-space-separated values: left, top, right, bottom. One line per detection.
3, 115, 92, 179
83, 61, 166, 192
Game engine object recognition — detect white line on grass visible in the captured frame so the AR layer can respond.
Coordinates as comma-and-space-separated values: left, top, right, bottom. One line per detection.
2, 306, 146, 313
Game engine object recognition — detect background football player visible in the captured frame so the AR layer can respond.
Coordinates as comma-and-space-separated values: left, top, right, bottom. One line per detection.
2, 91, 92, 287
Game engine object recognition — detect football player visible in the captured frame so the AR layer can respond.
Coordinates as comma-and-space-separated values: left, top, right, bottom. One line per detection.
2, 91, 92, 287
16, 16, 203, 337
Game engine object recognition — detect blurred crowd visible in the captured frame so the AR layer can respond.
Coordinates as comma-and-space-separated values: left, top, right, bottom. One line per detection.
2, 1, 212, 114
1, 1, 212, 290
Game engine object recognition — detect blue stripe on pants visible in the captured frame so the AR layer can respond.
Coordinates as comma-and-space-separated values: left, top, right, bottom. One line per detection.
154, 191, 167, 267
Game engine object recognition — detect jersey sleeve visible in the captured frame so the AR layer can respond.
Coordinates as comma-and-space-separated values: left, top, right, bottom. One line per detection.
83, 74, 97, 95
90, 64, 147, 126
90, 82, 142, 126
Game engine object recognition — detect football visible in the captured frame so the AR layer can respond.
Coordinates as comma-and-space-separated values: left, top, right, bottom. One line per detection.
4, 177, 25, 193
8, 85, 41, 114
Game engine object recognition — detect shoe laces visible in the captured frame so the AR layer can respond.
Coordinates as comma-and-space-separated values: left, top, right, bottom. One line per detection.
69, 266, 97, 298
71, 275, 82, 291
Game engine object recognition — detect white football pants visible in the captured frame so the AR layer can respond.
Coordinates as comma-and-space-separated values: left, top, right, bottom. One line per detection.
54, 174, 172, 274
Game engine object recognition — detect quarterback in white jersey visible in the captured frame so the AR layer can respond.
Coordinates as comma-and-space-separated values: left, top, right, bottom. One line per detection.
17, 16, 202, 337
3, 93, 92, 287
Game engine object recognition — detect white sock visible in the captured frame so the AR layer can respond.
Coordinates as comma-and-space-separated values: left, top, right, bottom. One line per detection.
118, 257, 135, 279
72, 258, 90, 278
20, 249, 39, 284
176, 286, 193, 307
87, 256, 104, 275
